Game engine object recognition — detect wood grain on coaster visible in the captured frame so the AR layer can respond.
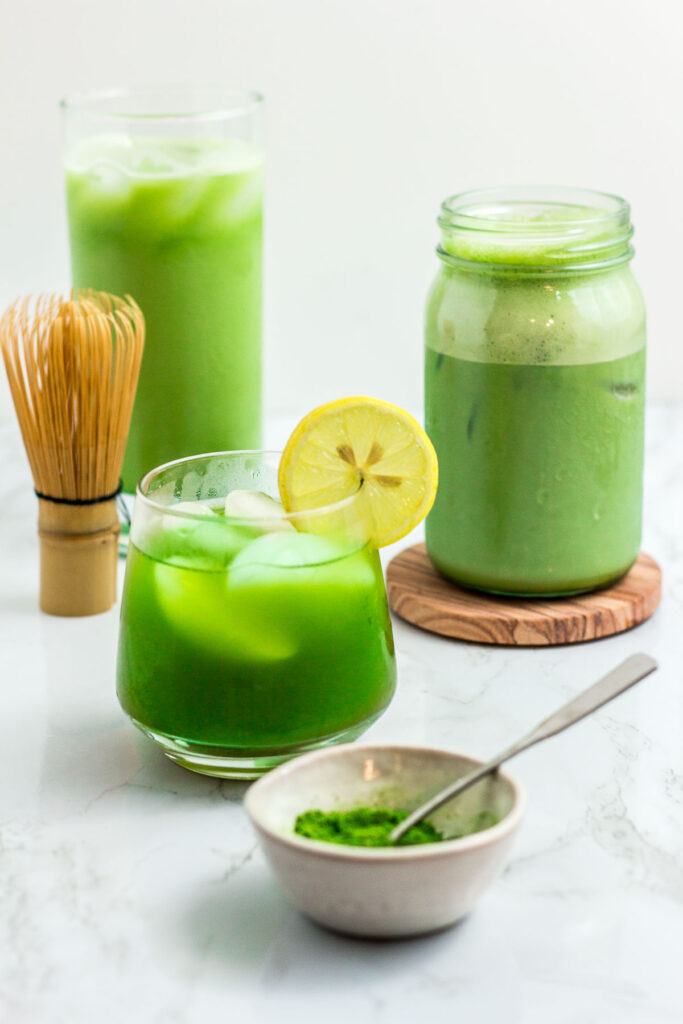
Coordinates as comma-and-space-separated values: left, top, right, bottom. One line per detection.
386, 544, 661, 646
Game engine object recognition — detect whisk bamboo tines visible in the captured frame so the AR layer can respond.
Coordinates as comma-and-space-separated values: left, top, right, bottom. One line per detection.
0, 291, 145, 616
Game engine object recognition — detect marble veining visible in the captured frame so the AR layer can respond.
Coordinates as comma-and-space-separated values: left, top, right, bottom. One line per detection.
0, 410, 681, 1024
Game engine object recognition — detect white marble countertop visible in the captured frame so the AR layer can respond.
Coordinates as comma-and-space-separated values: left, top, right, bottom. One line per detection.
1, 410, 682, 1024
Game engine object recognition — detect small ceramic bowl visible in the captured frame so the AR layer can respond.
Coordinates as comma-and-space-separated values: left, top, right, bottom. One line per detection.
245, 743, 526, 938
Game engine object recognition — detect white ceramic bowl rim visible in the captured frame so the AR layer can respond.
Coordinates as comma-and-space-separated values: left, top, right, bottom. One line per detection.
244, 743, 527, 862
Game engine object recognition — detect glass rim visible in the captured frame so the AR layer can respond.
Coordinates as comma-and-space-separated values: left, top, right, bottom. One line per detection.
60, 85, 264, 124
439, 185, 631, 233
136, 450, 364, 524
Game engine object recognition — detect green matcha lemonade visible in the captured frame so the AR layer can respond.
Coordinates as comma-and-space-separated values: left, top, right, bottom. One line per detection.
116, 451, 396, 777
61, 88, 263, 492
425, 187, 646, 596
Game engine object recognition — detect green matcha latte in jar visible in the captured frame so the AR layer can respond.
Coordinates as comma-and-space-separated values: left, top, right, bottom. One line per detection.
425, 186, 646, 596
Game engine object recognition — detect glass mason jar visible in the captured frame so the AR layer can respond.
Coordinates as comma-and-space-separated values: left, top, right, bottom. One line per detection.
116, 451, 396, 777
424, 186, 646, 596
61, 87, 264, 492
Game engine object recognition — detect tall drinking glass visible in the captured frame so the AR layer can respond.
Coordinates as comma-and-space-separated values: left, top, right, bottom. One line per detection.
116, 451, 397, 778
61, 87, 263, 492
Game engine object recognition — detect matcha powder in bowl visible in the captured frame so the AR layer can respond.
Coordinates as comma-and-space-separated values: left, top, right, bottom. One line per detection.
294, 807, 445, 847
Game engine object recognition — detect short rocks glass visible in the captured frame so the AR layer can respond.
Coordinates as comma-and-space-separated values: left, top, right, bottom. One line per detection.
116, 452, 396, 777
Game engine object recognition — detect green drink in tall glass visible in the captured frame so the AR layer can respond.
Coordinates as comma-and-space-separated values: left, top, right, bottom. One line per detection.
62, 88, 263, 490
116, 452, 396, 778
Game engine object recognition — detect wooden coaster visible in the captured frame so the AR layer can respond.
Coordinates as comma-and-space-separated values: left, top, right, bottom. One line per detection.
386, 544, 661, 646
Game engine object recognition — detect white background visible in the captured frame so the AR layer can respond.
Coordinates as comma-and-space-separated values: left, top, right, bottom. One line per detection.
1, 0, 681, 420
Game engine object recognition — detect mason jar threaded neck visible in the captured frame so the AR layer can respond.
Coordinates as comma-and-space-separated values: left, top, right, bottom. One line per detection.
437, 186, 634, 273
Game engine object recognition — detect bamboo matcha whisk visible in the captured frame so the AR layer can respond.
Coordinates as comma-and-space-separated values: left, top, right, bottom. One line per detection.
0, 291, 144, 616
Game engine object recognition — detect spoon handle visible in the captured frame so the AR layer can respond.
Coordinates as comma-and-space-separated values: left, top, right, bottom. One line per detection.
390, 653, 658, 843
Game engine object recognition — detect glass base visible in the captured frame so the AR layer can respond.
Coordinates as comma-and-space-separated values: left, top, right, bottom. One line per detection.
131, 717, 378, 778
448, 572, 629, 599
428, 554, 633, 599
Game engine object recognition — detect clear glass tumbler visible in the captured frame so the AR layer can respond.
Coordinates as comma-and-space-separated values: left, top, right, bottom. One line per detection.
116, 451, 397, 778
61, 87, 264, 492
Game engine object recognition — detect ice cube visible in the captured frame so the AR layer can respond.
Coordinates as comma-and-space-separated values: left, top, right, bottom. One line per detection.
154, 563, 296, 662
611, 382, 639, 400
88, 159, 131, 200
224, 490, 295, 533
228, 531, 371, 582
141, 509, 252, 570
171, 501, 218, 517
214, 171, 263, 226
226, 533, 377, 644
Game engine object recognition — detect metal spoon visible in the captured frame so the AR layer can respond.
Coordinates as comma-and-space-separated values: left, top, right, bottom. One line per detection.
390, 652, 658, 844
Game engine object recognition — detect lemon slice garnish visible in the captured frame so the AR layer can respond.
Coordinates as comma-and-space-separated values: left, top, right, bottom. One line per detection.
278, 396, 438, 547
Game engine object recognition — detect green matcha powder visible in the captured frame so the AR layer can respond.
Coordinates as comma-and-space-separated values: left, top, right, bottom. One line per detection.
294, 807, 500, 847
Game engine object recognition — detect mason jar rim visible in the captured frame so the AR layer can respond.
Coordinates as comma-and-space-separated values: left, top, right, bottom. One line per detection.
440, 185, 630, 229
437, 185, 634, 272
136, 450, 363, 524
60, 86, 263, 124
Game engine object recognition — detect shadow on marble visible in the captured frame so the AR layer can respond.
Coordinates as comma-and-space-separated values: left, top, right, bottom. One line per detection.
37, 720, 255, 816
38, 720, 143, 813
179, 863, 464, 982
180, 868, 294, 968
129, 731, 253, 803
